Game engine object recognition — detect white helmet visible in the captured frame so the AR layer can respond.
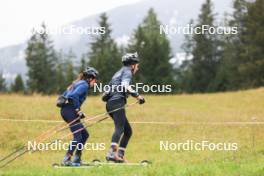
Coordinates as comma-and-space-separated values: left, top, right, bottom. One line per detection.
122, 52, 139, 65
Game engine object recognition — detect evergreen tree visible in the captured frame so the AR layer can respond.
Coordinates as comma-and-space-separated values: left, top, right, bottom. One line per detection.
64, 50, 77, 86
55, 63, 66, 94
0, 72, 6, 92
11, 74, 25, 93
25, 23, 58, 94
127, 8, 174, 86
79, 54, 87, 73
178, 20, 195, 92
55, 50, 77, 93
88, 13, 121, 84
238, 0, 264, 88
214, 0, 248, 91
181, 0, 220, 92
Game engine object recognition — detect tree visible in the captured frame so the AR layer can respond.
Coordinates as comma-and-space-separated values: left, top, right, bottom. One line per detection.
25, 23, 58, 94
177, 20, 195, 92
11, 74, 25, 93
127, 8, 174, 86
55, 64, 66, 94
64, 50, 77, 86
0, 72, 6, 92
79, 54, 87, 73
88, 13, 121, 84
55, 50, 77, 94
238, 0, 264, 88
181, 0, 220, 92
213, 0, 248, 91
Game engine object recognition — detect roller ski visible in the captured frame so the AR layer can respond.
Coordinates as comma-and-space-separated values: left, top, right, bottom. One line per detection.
53, 153, 92, 168
105, 146, 126, 163
102, 146, 151, 166
52, 161, 93, 168
87, 159, 152, 167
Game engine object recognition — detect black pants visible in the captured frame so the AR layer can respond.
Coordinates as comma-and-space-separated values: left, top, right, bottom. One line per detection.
61, 104, 89, 156
106, 98, 132, 148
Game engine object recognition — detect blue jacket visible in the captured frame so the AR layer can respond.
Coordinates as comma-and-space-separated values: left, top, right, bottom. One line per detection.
63, 80, 89, 109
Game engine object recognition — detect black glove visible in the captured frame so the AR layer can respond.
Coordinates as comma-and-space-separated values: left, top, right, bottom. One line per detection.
138, 97, 145, 105
76, 110, 86, 119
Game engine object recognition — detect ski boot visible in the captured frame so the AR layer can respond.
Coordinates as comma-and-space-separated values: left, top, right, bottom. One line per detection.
106, 146, 124, 163
118, 148, 128, 163
61, 153, 72, 166
72, 153, 82, 166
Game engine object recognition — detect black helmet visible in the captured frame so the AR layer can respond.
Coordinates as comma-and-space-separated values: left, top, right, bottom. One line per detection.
83, 67, 99, 79
122, 52, 139, 65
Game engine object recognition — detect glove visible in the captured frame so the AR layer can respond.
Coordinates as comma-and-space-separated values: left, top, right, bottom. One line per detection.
76, 110, 86, 119
137, 95, 145, 105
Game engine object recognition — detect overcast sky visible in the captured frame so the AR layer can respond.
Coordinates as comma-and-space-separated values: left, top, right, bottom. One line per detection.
0, 0, 141, 48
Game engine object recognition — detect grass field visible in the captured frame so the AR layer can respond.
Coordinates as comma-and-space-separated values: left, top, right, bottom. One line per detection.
0, 89, 264, 176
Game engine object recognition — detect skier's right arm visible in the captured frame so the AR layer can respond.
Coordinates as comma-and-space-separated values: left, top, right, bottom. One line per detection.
121, 70, 145, 104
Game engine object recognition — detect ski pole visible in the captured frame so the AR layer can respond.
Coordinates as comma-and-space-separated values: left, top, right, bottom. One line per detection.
0, 116, 81, 165
60, 101, 139, 132
36, 117, 108, 157
28, 101, 139, 157
50, 116, 109, 145
0, 146, 25, 163
0, 101, 138, 168
0, 148, 28, 168
54, 101, 139, 142
0, 110, 102, 167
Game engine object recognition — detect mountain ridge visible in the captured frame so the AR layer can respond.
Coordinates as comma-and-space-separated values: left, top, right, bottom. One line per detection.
0, 0, 232, 81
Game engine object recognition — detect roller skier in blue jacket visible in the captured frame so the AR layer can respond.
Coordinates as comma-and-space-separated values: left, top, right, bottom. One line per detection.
60, 67, 99, 166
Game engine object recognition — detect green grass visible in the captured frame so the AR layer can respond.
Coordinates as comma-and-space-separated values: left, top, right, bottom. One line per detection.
0, 88, 264, 175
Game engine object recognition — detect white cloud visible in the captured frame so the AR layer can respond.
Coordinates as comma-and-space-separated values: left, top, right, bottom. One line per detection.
170, 52, 192, 66
115, 35, 130, 46
0, 0, 141, 48
169, 10, 178, 26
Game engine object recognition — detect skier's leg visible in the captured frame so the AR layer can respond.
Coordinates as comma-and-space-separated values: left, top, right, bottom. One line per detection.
68, 122, 84, 152
111, 108, 126, 144
106, 109, 126, 161
60, 104, 80, 165
73, 128, 89, 165
106, 99, 126, 161
119, 117, 132, 159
